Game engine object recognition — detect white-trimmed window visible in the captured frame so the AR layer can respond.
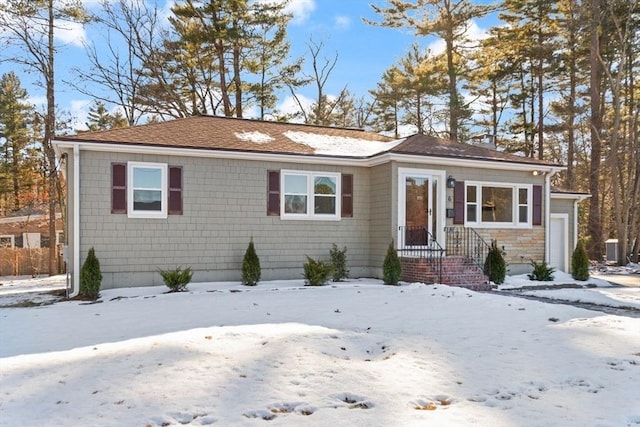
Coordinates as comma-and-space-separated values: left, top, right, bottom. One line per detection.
127, 162, 168, 219
281, 170, 341, 220
465, 182, 532, 227
0, 235, 15, 248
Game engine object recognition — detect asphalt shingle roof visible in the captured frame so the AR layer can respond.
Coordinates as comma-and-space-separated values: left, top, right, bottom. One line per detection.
57, 115, 561, 167
58, 115, 392, 156
390, 134, 559, 166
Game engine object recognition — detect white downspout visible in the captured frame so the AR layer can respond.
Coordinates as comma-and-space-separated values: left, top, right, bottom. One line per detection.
544, 168, 561, 264
71, 144, 80, 298
573, 200, 579, 252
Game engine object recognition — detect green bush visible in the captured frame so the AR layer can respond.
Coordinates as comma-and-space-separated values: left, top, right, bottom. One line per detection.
382, 239, 401, 285
242, 239, 261, 286
528, 260, 555, 281
80, 247, 102, 300
303, 256, 333, 286
329, 243, 349, 282
484, 240, 506, 285
159, 266, 193, 292
571, 240, 590, 281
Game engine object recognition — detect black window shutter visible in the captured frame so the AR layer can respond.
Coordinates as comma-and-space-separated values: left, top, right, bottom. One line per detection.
111, 163, 126, 214
168, 166, 183, 215
532, 185, 542, 225
453, 181, 465, 225
267, 170, 280, 216
341, 174, 353, 218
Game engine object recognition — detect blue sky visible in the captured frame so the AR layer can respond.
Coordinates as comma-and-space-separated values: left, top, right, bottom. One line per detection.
0, 0, 494, 131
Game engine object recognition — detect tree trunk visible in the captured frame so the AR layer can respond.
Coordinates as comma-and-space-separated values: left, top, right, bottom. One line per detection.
233, 42, 242, 118
587, 0, 603, 261
46, 0, 57, 275
445, 34, 458, 142
12, 151, 20, 211
216, 41, 231, 117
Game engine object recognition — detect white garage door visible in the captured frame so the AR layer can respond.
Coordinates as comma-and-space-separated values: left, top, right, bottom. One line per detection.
550, 214, 569, 272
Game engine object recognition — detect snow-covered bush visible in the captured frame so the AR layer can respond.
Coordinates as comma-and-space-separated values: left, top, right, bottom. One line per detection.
80, 247, 102, 300
330, 243, 349, 282
242, 238, 261, 286
159, 266, 193, 292
303, 256, 333, 286
382, 240, 401, 285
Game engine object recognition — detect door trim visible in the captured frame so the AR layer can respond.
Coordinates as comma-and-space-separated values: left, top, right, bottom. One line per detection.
550, 213, 569, 272
397, 167, 446, 248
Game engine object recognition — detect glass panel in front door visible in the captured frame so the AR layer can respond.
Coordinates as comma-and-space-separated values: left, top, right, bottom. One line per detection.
405, 176, 431, 245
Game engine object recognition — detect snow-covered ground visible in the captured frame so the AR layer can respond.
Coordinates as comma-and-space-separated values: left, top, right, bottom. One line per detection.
1, 274, 639, 426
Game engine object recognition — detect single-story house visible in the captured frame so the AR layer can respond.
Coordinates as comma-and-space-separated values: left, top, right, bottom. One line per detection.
0, 211, 65, 249
53, 116, 585, 295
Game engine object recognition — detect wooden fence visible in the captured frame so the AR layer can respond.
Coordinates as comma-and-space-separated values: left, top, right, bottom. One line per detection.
0, 248, 65, 277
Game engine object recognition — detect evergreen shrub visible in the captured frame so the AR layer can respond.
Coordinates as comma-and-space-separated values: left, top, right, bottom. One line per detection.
528, 260, 555, 281
159, 266, 193, 292
571, 240, 590, 281
242, 239, 261, 286
80, 247, 102, 300
303, 256, 333, 286
484, 240, 506, 285
329, 243, 349, 282
382, 239, 401, 286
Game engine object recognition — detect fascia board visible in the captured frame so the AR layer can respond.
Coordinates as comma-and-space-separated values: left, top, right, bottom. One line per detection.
52, 139, 565, 173
551, 193, 591, 201
376, 153, 565, 173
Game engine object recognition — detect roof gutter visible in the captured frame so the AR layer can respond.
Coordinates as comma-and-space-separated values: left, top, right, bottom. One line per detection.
52, 140, 566, 173
70, 144, 80, 298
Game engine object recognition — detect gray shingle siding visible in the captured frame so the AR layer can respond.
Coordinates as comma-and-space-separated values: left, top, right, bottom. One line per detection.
78, 151, 374, 288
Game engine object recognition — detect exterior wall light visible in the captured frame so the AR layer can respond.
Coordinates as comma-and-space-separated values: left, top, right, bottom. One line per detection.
447, 175, 456, 188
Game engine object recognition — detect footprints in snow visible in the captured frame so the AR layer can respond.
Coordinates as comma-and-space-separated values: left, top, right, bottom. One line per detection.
242, 393, 373, 421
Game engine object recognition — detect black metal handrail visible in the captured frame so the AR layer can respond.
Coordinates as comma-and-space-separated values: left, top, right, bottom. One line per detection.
444, 226, 491, 272
398, 226, 444, 283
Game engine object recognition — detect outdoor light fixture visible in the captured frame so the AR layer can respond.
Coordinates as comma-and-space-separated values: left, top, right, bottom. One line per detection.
447, 175, 456, 188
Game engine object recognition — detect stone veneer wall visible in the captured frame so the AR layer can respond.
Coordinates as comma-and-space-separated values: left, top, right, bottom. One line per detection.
473, 227, 545, 274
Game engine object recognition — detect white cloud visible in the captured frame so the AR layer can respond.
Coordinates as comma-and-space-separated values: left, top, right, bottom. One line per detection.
27, 95, 47, 110
334, 15, 350, 29
70, 99, 92, 130
276, 93, 314, 121
283, 0, 316, 25
427, 19, 489, 56
55, 20, 87, 47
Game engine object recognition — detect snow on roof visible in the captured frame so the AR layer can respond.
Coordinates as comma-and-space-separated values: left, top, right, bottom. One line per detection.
234, 131, 275, 144
283, 130, 402, 157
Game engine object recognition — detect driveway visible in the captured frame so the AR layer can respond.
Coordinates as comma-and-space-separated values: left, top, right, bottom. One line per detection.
592, 272, 640, 287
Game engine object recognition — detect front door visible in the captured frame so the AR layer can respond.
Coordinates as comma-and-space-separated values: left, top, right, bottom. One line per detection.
550, 214, 569, 272
398, 168, 444, 248
405, 176, 433, 245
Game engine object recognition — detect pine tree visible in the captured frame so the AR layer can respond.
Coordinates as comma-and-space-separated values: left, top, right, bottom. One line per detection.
484, 240, 506, 285
368, 0, 492, 142
382, 240, 401, 286
242, 238, 261, 286
80, 247, 102, 300
0, 72, 35, 213
572, 240, 590, 281
0, 0, 88, 275
86, 100, 115, 131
